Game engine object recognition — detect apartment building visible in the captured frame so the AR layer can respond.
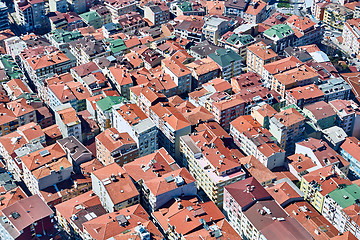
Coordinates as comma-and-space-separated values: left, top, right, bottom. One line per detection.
149, 102, 191, 161
67, 0, 91, 13
162, 57, 192, 94
317, 78, 351, 102
54, 104, 82, 142
208, 48, 243, 81
0, 195, 55, 240
230, 115, 285, 170
95, 96, 125, 130
212, 95, 245, 131
263, 24, 295, 52
180, 127, 246, 208
268, 107, 305, 152
329, 99, 360, 137
295, 137, 350, 175
224, 177, 313, 240
340, 137, 360, 178
107, 65, 133, 99
91, 163, 139, 212
303, 101, 337, 130
96, 128, 138, 166
152, 196, 239, 239
286, 84, 325, 109
104, 0, 137, 21
202, 16, 231, 45
286, 15, 324, 46
300, 165, 351, 214
322, 184, 360, 237
22, 143, 71, 195
343, 18, 360, 56
112, 103, 157, 157
323, 3, 353, 30
247, 41, 278, 76
271, 64, 319, 97
242, 0, 268, 24
117, 12, 146, 33
144, 2, 170, 26
15, 0, 46, 32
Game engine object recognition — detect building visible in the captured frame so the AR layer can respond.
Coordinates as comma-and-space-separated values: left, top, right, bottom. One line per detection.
20, 47, 75, 81
112, 103, 157, 157
329, 99, 360, 137
317, 78, 351, 102
341, 18, 360, 56
54, 104, 82, 142
55, 191, 107, 238
323, 3, 353, 30
150, 102, 191, 161
91, 163, 139, 212
224, 177, 313, 240
162, 57, 192, 95
95, 96, 125, 130
95, 128, 138, 166
123, 147, 194, 211
82, 204, 163, 240
243, 0, 268, 24
263, 24, 295, 52
69, 36, 109, 65
247, 41, 278, 76
303, 101, 337, 130
340, 137, 360, 178
90, 5, 111, 26
174, 19, 204, 43
212, 95, 245, 130
67, 0, 91, 13
152, 196, 239, 239
57, 136, 93, 170
186, 58, 220, 89
286, 15, 323, 46
300, 165, 351, 214
15, 0, 47, 32
322, 184, 360, 235
107, 65, 133, 99
225, 0, 248, 16
117, 12, 145, 33
296, 138, 350, 175
0, 194, 55, 240
0, 2, 9, 31
22, 143, 71, 195
125, 159, 196, 211
49, 0, 67, 12
104, 0, 137, 21
268, 107, 306, 152
271, 64, 319, 98
208, 48, 243, 81
284, 202, 339, 239
144, 2, 170, 26
202, 16, 231, 45
230, 115, 285, 170
286, 84, 325, 109
180, 125, 246, 207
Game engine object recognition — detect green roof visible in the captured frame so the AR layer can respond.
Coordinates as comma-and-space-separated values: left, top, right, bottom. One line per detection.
51, 29, 83, 44
208, 48, 242, 67
96, 96, 126, 112
264, 24, 294, 39
0, 55, 22, 79
18, 92, 42, 102
179, 2, 192, 12
80, 11, 101, 23
328, 184, 360, 209
109, 39, 127, 54
226, 34, 254, 46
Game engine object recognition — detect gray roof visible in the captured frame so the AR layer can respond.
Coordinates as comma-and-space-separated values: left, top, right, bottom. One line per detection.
190, 40, 222, 57
57, 136, 93, 165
